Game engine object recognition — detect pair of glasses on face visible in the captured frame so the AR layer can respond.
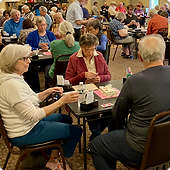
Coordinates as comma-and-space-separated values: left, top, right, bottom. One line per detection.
18, 56, 32, 61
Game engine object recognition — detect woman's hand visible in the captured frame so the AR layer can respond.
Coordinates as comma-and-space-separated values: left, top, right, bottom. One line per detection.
38, 87, 63, 101
39, 43, 49, 50
46, 87, 63, 96
91, 76, 100, 83
60, 91, 79, 104
85, 72, 98, 79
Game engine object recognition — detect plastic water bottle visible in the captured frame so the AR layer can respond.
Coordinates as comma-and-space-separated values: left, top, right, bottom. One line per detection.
130, 51, 134, 60
77, 82, 85, 107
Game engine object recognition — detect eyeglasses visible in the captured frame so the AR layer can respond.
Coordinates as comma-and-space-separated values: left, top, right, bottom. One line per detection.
84, 47, 96, 52
18, 56, 32, 61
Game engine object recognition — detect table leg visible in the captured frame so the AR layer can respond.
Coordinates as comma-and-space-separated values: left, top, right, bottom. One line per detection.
134, 38, 138, 59
83, 117, 87, 170
78, 118, 81, 153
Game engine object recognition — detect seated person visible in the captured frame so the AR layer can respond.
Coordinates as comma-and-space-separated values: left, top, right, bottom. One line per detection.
22, 5, 34, 21
90, 34, 170, 170
45, 21, 80, 83
65, 33, 113, 143
61, 4, 67, 20
3, 10, 25, 37
86, 19, 108, 62
26, 16, 56, 50
51, 12, 65, 40
124, 5, 140, 29
0, 44, 82, 170
109, 12, 134, 58
18, 18, 35, 45
135, 4, 145, 26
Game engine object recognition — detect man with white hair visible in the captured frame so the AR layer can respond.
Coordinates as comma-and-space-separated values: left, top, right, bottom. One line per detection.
3, 10, 25, 37
39, 6, 52, 31
90, 34, 170, 170
22, 5, 34, 21
51, 12, 65, 39
146, 8, 168, 35
115, 2, 126, 13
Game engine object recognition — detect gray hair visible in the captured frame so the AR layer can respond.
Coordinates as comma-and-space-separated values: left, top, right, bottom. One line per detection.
0, 9, 4, 15
39, 6, 47, 13
115, 12, 126, 21
59, 21, 75, 47
86, 19, 102, 31
10, 10, 20, 17
22, 5, 29, 10
0, 44, 31, 74
79, 33, 99, 47
36, 16, 46, 25
138, 34, 165, 63
164, 3, 169, 9
154, 5, 160, 10
148, 9, 157, 16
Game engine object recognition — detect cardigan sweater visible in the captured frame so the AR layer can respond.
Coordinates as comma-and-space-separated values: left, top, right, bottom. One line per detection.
26, 30, 56, 50
65, 51, 111, 85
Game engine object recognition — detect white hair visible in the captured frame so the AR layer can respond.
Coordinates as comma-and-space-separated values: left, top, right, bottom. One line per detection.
51, 6, 57, 12
10, 10, 20, 16
115, 12, 126, 21
0, 44, 31, 73
0, 9, 4, 15
22, 5, 29, 10
59, 21, 75, 47
148, 8, 157, 16
138, 34, 165, 63
39, 6, 47, 13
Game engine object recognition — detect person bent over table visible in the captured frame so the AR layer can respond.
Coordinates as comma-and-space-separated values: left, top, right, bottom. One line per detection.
0, 44, 82, 170
26, 16, 56, 50
90, 34, 170, 170
65, 33, 115, 149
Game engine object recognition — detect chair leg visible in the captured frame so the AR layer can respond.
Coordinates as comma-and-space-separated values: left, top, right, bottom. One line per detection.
3, 151, 11, 170
58, 145, 66, 170
112, 45, 118, 61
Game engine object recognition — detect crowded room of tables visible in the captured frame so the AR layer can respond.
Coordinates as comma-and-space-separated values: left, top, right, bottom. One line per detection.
1, 0, 170, 170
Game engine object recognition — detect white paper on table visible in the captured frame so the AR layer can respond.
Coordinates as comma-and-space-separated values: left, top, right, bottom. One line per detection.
64, 79, 70, 85
86, 91, 94, 104
57, 75, 64, 85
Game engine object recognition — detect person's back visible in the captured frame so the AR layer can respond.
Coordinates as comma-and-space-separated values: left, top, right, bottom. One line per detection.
124, 65, 170, 152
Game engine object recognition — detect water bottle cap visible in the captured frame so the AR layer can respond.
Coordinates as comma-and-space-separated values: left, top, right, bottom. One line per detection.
79, 82, 83, 85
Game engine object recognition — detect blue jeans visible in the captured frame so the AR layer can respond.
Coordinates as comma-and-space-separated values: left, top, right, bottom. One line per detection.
90, 129, 143, 170
10, 113, 82, 158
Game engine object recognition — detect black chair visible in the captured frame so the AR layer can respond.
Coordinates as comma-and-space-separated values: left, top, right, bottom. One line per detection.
106, 27, 132, 61
121, 110, 170, 170
45, 53, 73, 89
158, 28, 168, 41
0, 114, 66, 170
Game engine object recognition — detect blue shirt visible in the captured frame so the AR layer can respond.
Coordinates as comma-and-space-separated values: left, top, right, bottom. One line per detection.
109, 19, 128, 40
3, 18, 25, 37
39, 33, 51, 49
44, 14, 52, 31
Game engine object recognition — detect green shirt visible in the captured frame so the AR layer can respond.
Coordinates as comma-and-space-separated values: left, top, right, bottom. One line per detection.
49, 40, 80, 79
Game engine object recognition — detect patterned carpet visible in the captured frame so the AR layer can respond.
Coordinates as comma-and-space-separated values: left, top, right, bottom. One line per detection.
0, 46, 144, 170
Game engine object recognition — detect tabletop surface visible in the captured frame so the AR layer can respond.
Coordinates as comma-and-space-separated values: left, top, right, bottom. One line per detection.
67, 79, 123, 117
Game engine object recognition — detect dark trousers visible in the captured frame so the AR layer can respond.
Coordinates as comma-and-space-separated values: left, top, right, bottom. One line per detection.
87, 111, 116, 141
90, 129, 143, 170
74, 28, 81, 42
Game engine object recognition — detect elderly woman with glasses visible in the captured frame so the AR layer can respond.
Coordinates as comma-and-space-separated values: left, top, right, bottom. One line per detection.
65, 33, 113, 146
0, 44, 82, 170
26, 16, 56, 50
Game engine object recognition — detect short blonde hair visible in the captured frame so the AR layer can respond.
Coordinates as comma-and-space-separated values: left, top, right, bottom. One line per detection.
0, 44, 31, 74
36, 16, 46, 25
59, 21, 75, 47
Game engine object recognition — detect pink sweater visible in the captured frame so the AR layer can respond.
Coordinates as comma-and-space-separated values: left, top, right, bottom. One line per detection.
65, 51, 111, 85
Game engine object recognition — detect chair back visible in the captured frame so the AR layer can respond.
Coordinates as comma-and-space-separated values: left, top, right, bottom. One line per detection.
53, 54, 73, 85
158, 28, 168, 39
140, 110, 170, 169
106, 27, 114, 44
104, 40, 111, 65
0, 114, 19, 154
